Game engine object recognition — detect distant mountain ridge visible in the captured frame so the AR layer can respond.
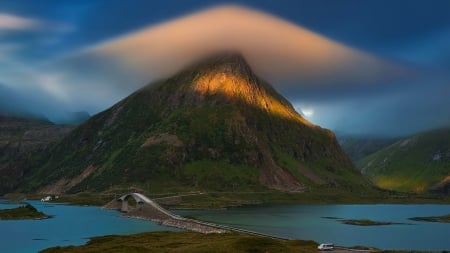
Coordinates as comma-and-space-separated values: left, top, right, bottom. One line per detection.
338, 135, 399, 161
0, 83, 90, 125
13, 52, 368, 195
0, 114, 73, 194
357, 127, 450, 194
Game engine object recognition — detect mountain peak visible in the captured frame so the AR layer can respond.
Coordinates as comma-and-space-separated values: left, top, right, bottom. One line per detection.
208, 50, 248, 64
210, 51, 250, 68
160, 51, 309, 125
187, 50, 255, 79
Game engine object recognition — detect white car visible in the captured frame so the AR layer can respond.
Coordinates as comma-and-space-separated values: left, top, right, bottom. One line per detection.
317, 243, 334, 251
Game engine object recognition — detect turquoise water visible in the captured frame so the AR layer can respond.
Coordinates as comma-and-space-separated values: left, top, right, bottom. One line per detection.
175, 204, 450, 251
1, 200, 449, 252
0, 200, 178, 253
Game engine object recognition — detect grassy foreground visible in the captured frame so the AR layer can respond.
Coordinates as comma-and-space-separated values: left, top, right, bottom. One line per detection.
0, 203, 49, 220
40, 231, 318, 253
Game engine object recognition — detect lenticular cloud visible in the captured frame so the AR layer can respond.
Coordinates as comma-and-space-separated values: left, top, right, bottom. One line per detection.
83, 5, 404, 87
45, 5, 407, 119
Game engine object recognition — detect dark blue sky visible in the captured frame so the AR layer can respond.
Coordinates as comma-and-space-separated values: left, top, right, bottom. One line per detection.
1, 0, 449, 136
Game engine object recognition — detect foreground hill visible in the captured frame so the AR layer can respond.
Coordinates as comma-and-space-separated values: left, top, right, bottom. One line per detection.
41, 231, 318, 253
0, 114, 73, 194
357, 127, 450, 194
16, 52, 368, 195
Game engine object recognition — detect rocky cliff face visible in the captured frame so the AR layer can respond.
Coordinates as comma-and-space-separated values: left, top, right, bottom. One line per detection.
15, 52, 367, 194
0, 114, 73, 193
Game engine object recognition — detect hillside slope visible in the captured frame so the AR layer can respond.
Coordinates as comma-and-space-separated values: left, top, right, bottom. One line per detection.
16, 52, 368, 194
338, 135, 399, 161
357, 127, 450, 194
0, 114, 73, 194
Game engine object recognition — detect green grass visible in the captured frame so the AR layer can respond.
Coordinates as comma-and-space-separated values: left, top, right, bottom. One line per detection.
39, 231, 318, 253
0, 203, 49, 220
180, 160, 261, 191
157, 187, 450, 209
54, 193, 116, 206
14, 185, 445, 209
357, 127, 450, 193
271, 145, 314, 185
8, 184, 448, 209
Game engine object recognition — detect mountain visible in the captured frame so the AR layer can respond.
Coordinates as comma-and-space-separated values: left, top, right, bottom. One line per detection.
15, 52, 368, 195
337, 135, 399, 161
0, 114, 73, 194
357, 127, 450, 194
0, 83, 90, 125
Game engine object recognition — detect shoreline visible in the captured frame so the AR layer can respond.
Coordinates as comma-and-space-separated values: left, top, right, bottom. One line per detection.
3, 189, 450, 208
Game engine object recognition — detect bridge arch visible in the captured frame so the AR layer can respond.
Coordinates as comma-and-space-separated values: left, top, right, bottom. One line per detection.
117, 193, 145, 212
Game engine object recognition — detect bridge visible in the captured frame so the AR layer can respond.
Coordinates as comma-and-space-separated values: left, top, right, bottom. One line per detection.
104, 192, 288, 240
116, 192, 183, 220
105, 193, 377, 252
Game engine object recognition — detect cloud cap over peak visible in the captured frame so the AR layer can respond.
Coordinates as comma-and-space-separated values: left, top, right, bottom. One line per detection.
84, 5, 405, 87
4, 2, 447, 137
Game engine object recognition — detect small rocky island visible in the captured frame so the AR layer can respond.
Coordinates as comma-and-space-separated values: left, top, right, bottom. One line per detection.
0, 203, 49, 220
341, 219, 402, 226
322, 216, 404, 226
409, 214, 450, 223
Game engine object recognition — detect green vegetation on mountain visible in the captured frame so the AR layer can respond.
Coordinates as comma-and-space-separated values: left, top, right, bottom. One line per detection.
0, 203, 49, 220
40, 231, 318, 253
0, 114, 73, 194
357, 127, 450, 193
338, 135, 399, 161
13, 52, 369, 196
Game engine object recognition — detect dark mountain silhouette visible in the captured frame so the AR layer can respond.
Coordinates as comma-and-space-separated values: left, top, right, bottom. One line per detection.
13, 52, 368, 194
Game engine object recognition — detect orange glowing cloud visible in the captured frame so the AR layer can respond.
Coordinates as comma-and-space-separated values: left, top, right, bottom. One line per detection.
83, 5, 404, 86
43, 5, 409, 115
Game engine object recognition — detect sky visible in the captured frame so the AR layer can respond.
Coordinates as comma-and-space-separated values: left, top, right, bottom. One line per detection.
0, 0, 449, 136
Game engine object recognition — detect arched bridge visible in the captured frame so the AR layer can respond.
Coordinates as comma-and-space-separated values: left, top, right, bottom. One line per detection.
114, 192, 184, 220
104, 192, 288, 239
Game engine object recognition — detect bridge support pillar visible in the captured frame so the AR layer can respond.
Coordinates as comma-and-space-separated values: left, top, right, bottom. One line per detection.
120, 200, 128, 212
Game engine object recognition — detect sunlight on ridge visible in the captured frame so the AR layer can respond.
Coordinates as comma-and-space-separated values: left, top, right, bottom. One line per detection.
192, 71, 314, 126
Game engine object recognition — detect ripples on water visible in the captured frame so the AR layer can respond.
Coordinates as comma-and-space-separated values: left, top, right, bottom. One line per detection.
175, 204, 450, 251
0, 199, 177, 253
1, 199, 449, 252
